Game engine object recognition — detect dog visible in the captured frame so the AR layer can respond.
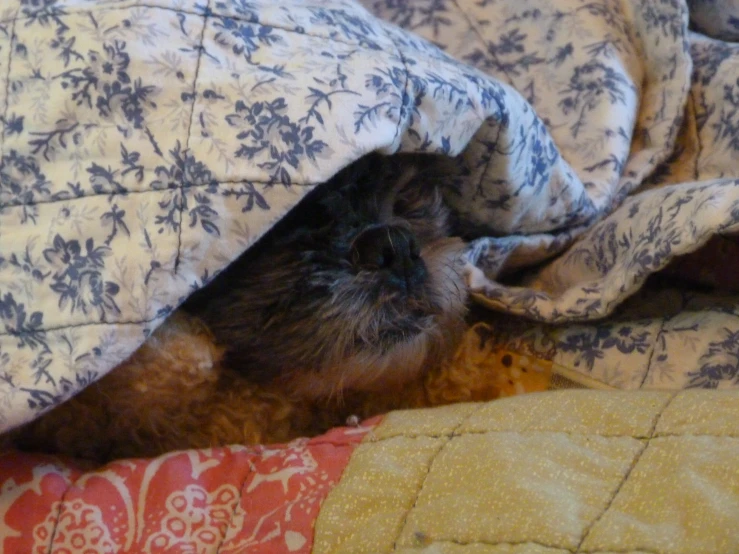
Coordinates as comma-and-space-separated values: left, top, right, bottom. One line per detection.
7, 153, 493, 462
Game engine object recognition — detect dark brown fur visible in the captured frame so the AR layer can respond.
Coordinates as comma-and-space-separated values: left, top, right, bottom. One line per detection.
7, 154, 474, 461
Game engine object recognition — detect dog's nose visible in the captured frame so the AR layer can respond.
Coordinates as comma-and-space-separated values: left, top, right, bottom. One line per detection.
351, 225, 427, 289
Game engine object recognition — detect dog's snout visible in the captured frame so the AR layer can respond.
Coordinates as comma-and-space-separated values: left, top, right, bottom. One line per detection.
351, 225, 419, 270
351, 225, 427, 289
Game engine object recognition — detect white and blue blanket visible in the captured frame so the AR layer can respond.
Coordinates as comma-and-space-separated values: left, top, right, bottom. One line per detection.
0, 0, 738, 431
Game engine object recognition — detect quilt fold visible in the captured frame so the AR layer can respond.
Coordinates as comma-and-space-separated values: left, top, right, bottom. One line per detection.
0, 0, 737, 433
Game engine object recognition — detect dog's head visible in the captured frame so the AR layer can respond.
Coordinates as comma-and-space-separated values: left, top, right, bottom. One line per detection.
186, 154, 468, 399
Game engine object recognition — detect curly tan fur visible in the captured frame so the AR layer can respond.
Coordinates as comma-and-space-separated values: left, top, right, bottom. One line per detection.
11, 314, 303, 460
10, 310, 504, 462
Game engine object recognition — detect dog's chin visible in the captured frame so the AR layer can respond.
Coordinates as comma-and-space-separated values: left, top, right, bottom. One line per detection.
284, 320, 462, 401
285, 237, 469, 401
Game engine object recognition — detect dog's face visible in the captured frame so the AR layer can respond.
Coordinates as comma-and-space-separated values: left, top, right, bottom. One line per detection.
186, 154, 468, 399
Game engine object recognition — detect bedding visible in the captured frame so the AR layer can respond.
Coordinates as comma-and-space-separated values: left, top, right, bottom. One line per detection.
4, 389, 739, 553
3, 0, 739, 434
2, 0, 739, 551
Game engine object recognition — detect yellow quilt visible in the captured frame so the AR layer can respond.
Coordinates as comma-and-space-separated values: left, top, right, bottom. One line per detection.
315, 389, 739, 554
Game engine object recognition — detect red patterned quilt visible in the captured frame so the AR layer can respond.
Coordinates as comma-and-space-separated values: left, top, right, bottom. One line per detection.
0, 421, 377, 553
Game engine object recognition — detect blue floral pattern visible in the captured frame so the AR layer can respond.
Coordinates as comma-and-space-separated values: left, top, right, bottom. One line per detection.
688, 0, 739, 41
0, 0, 738, 431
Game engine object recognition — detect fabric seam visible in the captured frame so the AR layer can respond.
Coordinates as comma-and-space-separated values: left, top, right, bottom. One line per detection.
389, 403, 488, 552
177, 0, 211, 274
400, 537, 666, 554
0, 178, 318, 211
0, 10, 18, 162
638, 313, 669, 388
574, 391, 679, 553
4, 315, 161, 339
1, 3, 385, 52
356, 427, 739, 442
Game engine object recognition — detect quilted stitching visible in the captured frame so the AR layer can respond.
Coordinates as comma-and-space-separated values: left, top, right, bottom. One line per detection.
575, 393, 678, 552
315, 390, 739, 554
0, 0, 738, 481
389, 405, 489, 552
0, 0, 528, 432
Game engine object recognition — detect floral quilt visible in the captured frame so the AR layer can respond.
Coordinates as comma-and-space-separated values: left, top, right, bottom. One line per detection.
0, 418, 377, 553
2, 0, 739, 551
0, 0, 739, 435
4, 390, 739, 553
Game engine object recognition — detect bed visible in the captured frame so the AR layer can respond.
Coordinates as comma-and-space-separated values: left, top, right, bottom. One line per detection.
1, 0, 739, 551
